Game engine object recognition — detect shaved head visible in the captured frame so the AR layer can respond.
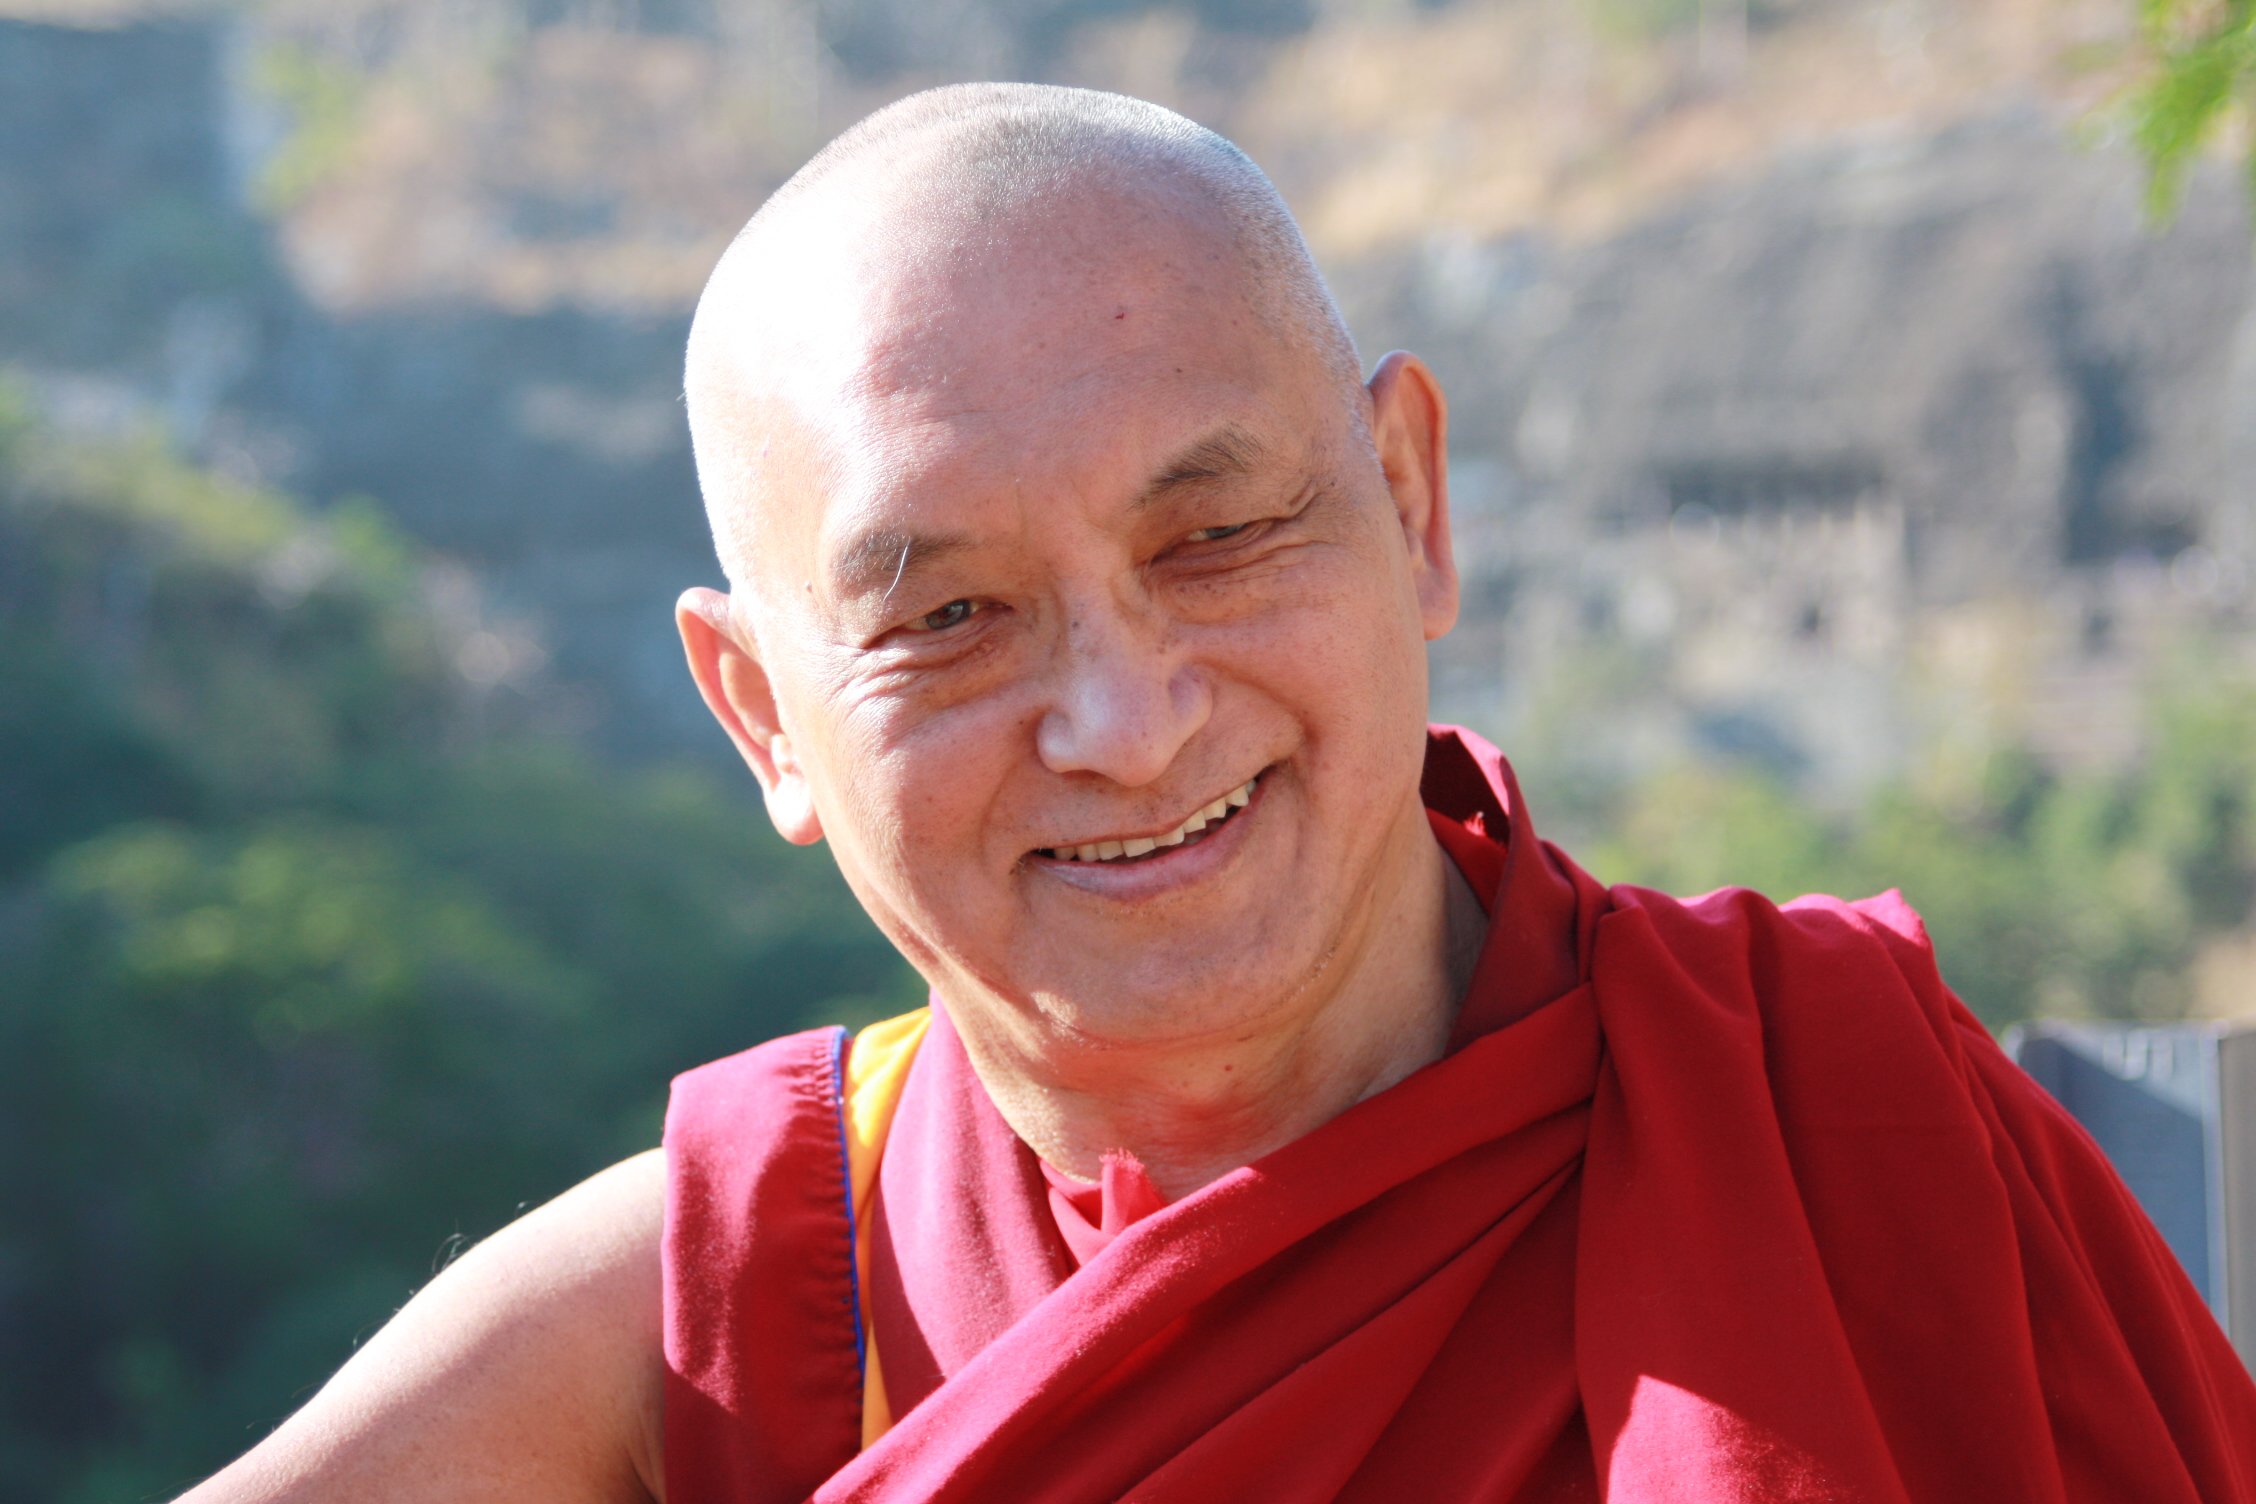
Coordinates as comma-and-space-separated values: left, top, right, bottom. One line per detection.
674, 81, 1462, 1121
683, 83, 1361, 598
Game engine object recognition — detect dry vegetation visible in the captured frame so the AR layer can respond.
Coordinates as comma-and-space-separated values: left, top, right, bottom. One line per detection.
1216, 0, 2142, 253
0, 0, 2164, 312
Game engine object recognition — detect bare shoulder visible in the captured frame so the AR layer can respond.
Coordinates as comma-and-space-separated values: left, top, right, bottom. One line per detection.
177, 1149, 668, 1504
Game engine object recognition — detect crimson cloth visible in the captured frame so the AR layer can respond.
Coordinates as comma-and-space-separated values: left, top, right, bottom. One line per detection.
1041, 1153, 1170, 1270
662, 726, 2256, 1503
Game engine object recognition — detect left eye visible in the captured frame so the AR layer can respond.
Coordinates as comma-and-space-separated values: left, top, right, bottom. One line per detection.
906, 599, 978, 632
1186, 523, 1251, 543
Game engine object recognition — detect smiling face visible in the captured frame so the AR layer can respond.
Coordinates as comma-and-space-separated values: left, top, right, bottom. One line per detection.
682, 171, 1460, 1071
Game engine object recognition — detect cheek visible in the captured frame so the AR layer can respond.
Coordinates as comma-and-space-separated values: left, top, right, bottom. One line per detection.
1208, 564, 1431, 820
828, 692, 1029, 891
1227, 550, 1428, 706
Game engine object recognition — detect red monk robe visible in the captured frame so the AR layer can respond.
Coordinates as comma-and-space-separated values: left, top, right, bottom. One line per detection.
662, 726, 2256, 1503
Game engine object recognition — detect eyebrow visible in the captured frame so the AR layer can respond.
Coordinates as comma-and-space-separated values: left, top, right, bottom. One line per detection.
1134, 423, 1270, 508
826, 423, 1272, 602
828, 527, 977, 603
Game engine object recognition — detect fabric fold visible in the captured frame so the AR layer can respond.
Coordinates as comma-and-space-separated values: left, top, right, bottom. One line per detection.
831, 984, 1603, 1501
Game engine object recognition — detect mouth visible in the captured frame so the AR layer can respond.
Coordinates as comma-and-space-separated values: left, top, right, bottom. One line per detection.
1037, 775, 1259, 866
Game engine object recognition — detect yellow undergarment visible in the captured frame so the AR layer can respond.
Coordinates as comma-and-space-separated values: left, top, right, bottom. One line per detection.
842, 1006, 932, 1449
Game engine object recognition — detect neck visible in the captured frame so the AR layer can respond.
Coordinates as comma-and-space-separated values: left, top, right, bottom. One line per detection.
960, 813, 1488, 1203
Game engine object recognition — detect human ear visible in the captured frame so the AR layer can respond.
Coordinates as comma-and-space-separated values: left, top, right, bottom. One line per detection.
1366, 350, 1461, 642
676, 587, 824, 845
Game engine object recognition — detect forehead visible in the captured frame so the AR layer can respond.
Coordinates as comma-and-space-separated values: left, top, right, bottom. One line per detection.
771, 205, 1326, 583
852, 183, 1280, 408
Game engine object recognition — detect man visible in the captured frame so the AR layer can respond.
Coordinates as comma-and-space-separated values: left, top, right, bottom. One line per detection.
183, 84, 2256, 1503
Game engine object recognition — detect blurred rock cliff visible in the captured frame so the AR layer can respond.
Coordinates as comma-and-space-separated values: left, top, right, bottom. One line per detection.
3, 0, 2250, 795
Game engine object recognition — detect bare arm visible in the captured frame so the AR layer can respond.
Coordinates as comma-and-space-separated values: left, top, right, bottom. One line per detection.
178, 1149, 668, 1504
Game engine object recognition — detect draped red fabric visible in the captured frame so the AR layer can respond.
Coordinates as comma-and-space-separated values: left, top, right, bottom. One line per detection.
1041, 1153, 1170, 1269
664, 726, 2256, 1504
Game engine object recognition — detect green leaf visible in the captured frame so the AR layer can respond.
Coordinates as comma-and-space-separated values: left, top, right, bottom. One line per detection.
2124, 3, 2256, 224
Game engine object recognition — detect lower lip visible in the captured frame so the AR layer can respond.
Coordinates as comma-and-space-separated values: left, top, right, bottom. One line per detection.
1028, 775, 1269, 899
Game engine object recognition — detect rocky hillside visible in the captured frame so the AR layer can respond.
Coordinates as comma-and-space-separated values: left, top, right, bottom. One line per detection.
1, 0, 2249, 791
1397, 110, 2256, 797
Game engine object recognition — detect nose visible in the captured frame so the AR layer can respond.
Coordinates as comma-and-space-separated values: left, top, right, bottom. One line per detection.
1035, 597, 1211, 788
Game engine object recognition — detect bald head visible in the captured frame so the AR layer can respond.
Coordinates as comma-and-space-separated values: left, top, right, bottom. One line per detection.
684, 84, 1362, 597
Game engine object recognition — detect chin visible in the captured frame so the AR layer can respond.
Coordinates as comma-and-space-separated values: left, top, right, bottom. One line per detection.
1026, 938, 1326, 1050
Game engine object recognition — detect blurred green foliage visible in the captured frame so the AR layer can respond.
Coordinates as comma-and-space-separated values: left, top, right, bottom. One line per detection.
1567, 662, 2256, 1027
2125, 0, 2256, 220
250, 42, 366, 213
0, 381, 913, 1502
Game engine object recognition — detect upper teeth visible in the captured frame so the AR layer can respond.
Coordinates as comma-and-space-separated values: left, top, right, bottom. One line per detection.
1048, 779, 1256, 863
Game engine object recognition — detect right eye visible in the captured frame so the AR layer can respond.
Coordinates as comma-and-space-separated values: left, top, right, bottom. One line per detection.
904, 599, 979, 633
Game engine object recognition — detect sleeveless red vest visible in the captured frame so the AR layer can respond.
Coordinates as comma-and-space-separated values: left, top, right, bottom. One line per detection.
663, 1024, 863, 1503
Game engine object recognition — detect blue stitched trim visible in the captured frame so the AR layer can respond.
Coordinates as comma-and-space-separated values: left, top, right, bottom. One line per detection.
828, 1025, 868, 1384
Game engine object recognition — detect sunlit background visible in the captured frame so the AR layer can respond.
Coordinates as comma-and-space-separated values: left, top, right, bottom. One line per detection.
3, 0, 2253, 1496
